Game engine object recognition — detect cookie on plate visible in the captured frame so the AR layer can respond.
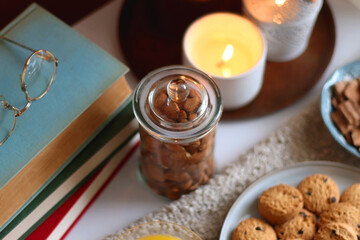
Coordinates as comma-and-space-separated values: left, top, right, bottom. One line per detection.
282, 239, 303, 240
275, 209, 317, 240
341, 183, 360, 209
314, 222, 358, 240
318, 202, 360, 237
298, 174, 340, 215
258, 184, 303, 225
232, 217, 276, 240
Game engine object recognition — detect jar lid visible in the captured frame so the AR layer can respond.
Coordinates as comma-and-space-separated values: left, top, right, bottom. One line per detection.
133, 65, 222, 143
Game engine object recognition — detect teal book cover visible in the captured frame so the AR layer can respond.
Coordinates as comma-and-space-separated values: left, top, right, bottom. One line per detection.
0, 3, 130, 229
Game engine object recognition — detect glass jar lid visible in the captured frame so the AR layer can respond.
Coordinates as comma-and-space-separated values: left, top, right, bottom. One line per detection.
133, 65, 222, 143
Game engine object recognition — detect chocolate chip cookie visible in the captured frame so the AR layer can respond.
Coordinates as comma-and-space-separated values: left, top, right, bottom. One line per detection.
232, 217, 276, 240
298, 174, 340, 215
258, 184, 303, 225
341, 183, 360, 209
318, 202, 360, 237
314, 222, 357, 240
275, 209, 316, 240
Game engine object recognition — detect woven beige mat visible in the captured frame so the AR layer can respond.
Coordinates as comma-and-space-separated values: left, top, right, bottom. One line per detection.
104, 98, 360, 240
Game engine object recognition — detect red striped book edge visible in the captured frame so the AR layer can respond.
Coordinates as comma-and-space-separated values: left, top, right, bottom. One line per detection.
26, 141, 140, 240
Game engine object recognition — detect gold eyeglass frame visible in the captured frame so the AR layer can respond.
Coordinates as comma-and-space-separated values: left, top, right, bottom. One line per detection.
0, 36, 58, 146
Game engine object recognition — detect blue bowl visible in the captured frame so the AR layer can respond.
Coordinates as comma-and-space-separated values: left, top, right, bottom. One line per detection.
321, 59, 360, 158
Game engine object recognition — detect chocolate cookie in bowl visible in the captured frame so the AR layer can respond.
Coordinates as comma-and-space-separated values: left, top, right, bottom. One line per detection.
133, 65, 222, 200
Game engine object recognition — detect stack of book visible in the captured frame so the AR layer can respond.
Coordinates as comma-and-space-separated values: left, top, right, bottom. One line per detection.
0, 4, 138, 239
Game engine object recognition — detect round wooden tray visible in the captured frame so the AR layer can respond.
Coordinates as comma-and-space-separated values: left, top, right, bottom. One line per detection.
119, 0, 335, 120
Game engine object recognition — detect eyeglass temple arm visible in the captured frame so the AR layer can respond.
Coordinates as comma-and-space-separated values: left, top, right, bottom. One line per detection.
0, 36, 37, 52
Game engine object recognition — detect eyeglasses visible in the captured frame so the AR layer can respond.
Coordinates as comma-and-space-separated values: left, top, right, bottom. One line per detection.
0, 36, 58, 146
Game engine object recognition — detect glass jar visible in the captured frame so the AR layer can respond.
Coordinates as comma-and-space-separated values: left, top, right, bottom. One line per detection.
133, 65, 222, 199
242, 0, 323, 61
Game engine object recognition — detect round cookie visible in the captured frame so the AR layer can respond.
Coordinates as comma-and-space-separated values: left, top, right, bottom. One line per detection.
298, 174, 340, 215
314, 222, 357, 240
232, 217, 276, 240
275, 209, 317, 240
341, 183, 360, 209
258, 184, 303, 225
318, 202, 360, 237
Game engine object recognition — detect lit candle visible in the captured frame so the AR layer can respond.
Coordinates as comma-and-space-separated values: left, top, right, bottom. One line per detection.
183, 13, 267, 110
243, 0, 323, 62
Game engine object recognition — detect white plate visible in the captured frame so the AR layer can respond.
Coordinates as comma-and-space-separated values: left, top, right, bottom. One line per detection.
219, 161, 360, 240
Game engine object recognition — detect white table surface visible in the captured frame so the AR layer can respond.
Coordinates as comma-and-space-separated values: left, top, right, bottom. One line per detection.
67, 0, 360, 239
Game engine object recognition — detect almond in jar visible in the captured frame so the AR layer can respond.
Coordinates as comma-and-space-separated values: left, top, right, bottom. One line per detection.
133, 66, 222, 199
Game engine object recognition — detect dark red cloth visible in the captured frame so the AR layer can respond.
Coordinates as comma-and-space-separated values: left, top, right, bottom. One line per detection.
0, 0, 111, 29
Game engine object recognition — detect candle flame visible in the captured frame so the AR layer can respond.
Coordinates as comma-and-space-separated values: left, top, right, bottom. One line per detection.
275, 0, 286, 6
217, 44, 234, 77
222, 44, 234, 62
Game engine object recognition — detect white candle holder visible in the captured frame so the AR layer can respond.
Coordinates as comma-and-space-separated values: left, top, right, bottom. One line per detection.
182, 12, 267, 110
243, 0, 323, 62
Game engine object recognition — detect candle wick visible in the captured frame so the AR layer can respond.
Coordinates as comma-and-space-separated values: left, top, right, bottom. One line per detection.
217, 60, 225, 68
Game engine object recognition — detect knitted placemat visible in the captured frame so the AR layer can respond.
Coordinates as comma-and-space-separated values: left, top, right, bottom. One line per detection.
104, 98, 360, 240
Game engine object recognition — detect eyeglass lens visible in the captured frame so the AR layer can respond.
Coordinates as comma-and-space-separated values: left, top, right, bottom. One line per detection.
0, 101, 16, 145
23, 50, 57, 101
0, 36, 58, 146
